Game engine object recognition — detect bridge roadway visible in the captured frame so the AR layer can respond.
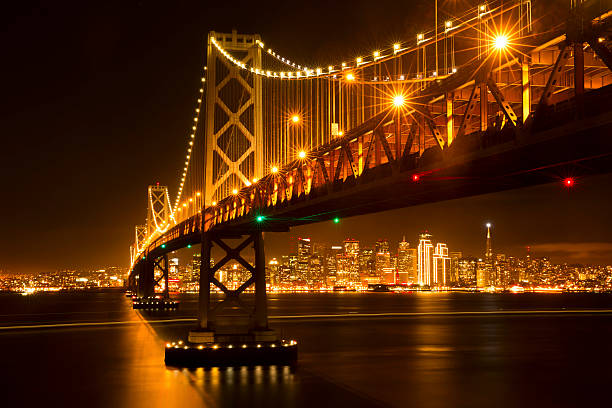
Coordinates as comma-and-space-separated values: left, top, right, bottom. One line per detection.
138, 82, 612, 266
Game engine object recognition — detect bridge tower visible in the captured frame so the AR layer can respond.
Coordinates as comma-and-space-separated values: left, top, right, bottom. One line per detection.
146, 185, 171, 237
203, 30, 263, 206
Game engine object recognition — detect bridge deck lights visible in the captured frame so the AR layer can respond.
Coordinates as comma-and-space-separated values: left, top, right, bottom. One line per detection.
494, 35, 508, 50
271, 166, 279, 174
393, 95, 406, 107
298, 150, 307, 159
345, 73, 355, 81
291, 114, 300, 123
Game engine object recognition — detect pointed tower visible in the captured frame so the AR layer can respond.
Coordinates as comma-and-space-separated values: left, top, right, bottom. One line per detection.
485, 223, 493, 260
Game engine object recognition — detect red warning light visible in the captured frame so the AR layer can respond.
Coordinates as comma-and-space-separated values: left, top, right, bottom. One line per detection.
156, 181, 160, 186
563, 177, 574, 187
412, 174, 420, 182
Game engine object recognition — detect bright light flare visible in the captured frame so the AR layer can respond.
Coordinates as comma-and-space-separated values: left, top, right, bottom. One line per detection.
494, 35, 508, 50
564, 177, 575, 187
486, 222, 492, 228
345, 73, 355, 81
271, 166, 279, 174
298, 151, 307, 159
291, 114, 300, 123
393, 94, 405, 107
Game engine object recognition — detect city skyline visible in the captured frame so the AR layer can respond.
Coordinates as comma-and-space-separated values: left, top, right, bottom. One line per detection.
3, 1, 612, 275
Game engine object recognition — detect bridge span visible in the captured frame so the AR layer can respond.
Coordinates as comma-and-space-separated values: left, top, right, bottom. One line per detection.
126, 0, 612, 364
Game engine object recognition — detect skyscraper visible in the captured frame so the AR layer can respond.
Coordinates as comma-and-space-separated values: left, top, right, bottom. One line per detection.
397, 237, 411, 284
375, 239, 391, 283
296, 237, 311, 281
418, 232, 434, 286
485, 223, 493, 260
343, 239, 360, 283
433, 243, 451, 286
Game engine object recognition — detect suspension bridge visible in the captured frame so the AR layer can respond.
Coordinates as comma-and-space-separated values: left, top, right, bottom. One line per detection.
126, 0, 612, 364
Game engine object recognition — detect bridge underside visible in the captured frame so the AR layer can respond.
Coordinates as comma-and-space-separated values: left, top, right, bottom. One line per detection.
217, 90, 612, 234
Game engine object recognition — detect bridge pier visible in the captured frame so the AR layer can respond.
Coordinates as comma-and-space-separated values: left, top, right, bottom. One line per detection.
189, 229, 276, 343
136, 260, 155, 298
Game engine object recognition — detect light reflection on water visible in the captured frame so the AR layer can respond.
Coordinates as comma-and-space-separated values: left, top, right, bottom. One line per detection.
2, 292, 612, 407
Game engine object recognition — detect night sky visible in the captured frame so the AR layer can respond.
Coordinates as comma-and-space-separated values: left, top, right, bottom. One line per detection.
2, 0, 611, 274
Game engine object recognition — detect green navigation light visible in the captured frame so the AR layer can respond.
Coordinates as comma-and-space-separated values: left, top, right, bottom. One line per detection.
333, 217, 340, 224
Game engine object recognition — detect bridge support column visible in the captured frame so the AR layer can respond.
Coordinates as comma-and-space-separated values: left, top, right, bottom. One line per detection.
190, 231, 214, 343
189, 229, 276, 344
136, 259, 155, 298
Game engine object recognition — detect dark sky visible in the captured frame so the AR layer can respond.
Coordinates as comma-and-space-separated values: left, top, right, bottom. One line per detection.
2, 0, 611, 274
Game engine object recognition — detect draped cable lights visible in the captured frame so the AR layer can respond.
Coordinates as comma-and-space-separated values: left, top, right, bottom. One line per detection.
210, 1, 513, 82
172, 67, 207, 220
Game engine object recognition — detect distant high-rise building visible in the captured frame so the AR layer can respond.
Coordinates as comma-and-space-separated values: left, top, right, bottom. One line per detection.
397, 237, 412, 284
485, 223, 493, 260
433, 243, 451, 286
418, 233, 434, 286
326, 246, 343, 283
458, 257, 477, 286
359, 247, 376, 277
267, 258, 280, 285
296, 238, 312, 281
375, 239, 390, 255
343, 239, 360, 283
449, 251, 462, 284
406, 248, 418, 283
477, 259, 493, 288
375, 252, 391, 277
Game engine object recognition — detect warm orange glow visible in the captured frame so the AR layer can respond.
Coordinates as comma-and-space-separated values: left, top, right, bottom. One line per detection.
298, 151, 307, 159
271, 166, 279, 174
494, 35, 508, 50
196, 192, 201, 196
345, 73, 355, 81
393, 94, 405, 107
291, 114, 300, 123
232, 189, 238, 195
211, 201, 217, 206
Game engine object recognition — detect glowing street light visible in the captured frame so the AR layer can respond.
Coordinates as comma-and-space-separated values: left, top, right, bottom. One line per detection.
271, 166, 279, 174
393, 94, 406, 107
298, 150, 307, 159
232, 188, 238, 195
291, 114, 300, 123
486, 222, 492, 228
494, 35, 508, 50
345, 73, 355, 81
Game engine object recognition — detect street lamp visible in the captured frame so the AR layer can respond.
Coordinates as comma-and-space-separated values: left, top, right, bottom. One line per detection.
393, 94, 406, 108
494, 35, 508, 50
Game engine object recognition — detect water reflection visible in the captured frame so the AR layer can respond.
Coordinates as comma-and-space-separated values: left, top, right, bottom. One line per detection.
164, 365, 298, 407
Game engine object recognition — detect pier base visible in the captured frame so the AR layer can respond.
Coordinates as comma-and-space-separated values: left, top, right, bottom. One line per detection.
164, 339, 298, 368
132, 297, 179, 310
